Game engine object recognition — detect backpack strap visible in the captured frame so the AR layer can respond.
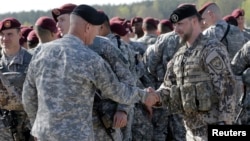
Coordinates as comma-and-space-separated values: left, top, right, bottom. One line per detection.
220, 23, 230, 51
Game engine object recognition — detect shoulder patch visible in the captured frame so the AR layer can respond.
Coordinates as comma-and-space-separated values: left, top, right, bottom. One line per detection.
206, 50, 225, 71
210, 56, 223, 70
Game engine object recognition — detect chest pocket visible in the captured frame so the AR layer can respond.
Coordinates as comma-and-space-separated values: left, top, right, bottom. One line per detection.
179, 82, 213, 113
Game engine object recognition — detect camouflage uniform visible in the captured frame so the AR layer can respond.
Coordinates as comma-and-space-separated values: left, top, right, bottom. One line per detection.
105, 34, 144, 140
131, 34, 159, 141
148, 31, 181, 85
203, 20, 244, 60
157, 34, 236, 141
89, 36, 136, 141
146, 31, 186, 141
0, 47, 32, 141
203, 19, 245, 120
22, 34, 149, 141
231, 40, 250, 124
137, 33, 158, 49
243, 30, 250, 43
128, 40, 147, 56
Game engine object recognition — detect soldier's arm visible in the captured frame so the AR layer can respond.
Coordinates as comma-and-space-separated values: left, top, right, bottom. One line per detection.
94, 59, 157, 107
155, 59, 176, 107
231, 41, 250, 75
22, 60, 38, 126
204, 43, 236, 124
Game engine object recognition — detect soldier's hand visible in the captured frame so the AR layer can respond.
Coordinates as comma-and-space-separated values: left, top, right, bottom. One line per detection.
144, 87, 160, 107
113, 111, 127, 128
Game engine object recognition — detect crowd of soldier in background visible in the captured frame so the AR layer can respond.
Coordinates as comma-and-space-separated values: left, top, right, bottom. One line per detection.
0, 1, 250, 141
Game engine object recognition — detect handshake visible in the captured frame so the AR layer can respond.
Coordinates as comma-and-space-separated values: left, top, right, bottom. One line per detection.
143, 87, 160, 107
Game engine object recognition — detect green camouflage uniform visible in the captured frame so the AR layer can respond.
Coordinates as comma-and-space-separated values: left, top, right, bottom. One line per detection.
157, 34, 236, 141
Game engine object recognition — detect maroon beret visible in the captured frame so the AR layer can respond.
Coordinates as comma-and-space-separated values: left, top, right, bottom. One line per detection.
27, 30, 39, 44
0, 17, 21, 31
143, 17, 157, 28
198, 2, 215, 15
110, 21, 128, 36
231, 8, 245, 18
223, 15, 238, 26
52, 3, 77, 22
159, 19, 173, 30
122, 20, 133, 33
21, 26, 33, 37
110, 16, 125, 22
19, 26, 33, 45
35, 16, 57, 33
131, 16, 143, 26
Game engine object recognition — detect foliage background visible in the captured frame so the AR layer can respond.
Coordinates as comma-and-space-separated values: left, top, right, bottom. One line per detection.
0, 0, 249, 27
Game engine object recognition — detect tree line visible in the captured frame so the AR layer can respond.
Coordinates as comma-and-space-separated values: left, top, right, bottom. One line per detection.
0, 0, 249, 27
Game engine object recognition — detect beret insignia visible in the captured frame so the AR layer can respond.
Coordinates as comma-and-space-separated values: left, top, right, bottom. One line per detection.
171, 14, 179, 23
52, 9, 61, 16
3, 21, 11, 28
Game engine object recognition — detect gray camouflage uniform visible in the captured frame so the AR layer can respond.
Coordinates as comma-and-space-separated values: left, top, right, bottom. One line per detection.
231, 40, 250, 125
105, 33, 143, 141
131, 33, 159, 141
137, 33, 158, 49
22, 34, 149, 141
157, 34, 236, 141
0, 47, 32, 141
90, 36, 136, 141
147, 31, 186, 141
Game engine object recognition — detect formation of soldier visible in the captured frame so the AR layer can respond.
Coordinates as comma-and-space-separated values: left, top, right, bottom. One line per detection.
0, 1, 250, 141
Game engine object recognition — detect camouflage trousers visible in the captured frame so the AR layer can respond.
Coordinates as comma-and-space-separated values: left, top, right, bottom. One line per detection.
0, 110, 33, 141
166, 114, 186, 141
92, 110, 123, 141
185, 124, 207, 141
132, 103, 153, 141
151, 107, 168, 141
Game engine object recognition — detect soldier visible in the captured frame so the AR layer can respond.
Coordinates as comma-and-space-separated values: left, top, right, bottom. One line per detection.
157, 19, 173, 35
231, 41, 250, 125
99, 14, 146, 141
27, 30, 39, 49
130, 16, 144, 40
147, 30, 186, 141
198, 2, 245, 60
33, 16, 58, 44
0, 18, 33, 141
19, 26, 33, 49
90, 35, 135, 141
22, 4, 159, 141
199, 2, 245, 119
231, 8, 250, 42
137, 17, 158, 48
51, 3, 77, 37
154, 4, 236, 141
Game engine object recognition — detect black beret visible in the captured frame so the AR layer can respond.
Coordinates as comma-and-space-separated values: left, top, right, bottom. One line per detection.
71, 4, 105, 25
170, 4, 200, 24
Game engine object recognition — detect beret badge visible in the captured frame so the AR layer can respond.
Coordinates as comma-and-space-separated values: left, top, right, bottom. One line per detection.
3, 21, 11, 28
52, 9, 61, 16
171, 14, 179, 23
